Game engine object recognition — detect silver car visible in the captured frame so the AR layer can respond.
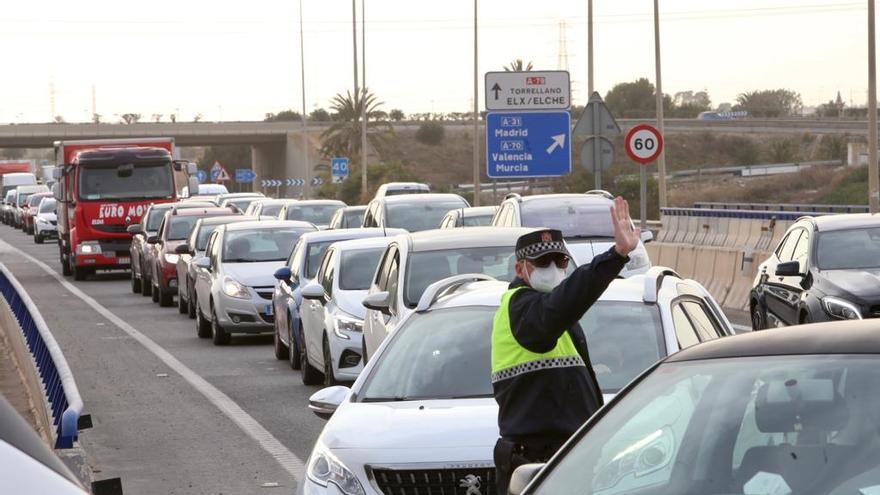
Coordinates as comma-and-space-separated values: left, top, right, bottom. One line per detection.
192, 220, 317, 345
33, 197, 58, 244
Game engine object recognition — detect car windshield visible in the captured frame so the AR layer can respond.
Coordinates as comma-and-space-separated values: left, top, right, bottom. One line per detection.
78, 162, 174, 201
342, 209, 366, 228
17, 193, 35, 206
582, 302, 664, 393
533, 355, 880, 495
305, 241, 335, 279
816, 227, 880, 270
463, 214, 494, 227
404, 246, 516, 307
521, 198, 614, 238
146, 208, 169, 231
225, 199, 257, 212
260, 204, 284, 217
195, 225, 222, 251
339, 247, 385, 290
359, 307, 495, 401
168, 216, 200, 241
27, 195, 45, 207
285, 204, 342, 225
385, 189, 428, 196
386, 200, 467, 232
222, 228, 306, 262
38, 199, 56, 213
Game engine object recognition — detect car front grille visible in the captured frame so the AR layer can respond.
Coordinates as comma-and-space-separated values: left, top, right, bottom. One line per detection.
369, 466, 496, 495
93, 223, 129, 234
50, 220, 57, 225
254, 287, 274, 300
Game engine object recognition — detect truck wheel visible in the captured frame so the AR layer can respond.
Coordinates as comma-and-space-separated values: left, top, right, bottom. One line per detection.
195, 296, 211, 338
73, 265, 87, 281
61, 251, 72, 276
211, 305, 230, 346
177, 288, 188, 314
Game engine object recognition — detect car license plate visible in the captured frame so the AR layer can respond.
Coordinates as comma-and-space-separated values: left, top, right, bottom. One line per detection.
118, 257, 130, 264
265, 304, 274, 316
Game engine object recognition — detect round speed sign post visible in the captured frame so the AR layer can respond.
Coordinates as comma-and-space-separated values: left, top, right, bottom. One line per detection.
624, 124, 664, 230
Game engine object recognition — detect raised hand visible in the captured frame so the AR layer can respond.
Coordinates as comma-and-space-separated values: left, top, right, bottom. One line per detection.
610, 196, 641, 257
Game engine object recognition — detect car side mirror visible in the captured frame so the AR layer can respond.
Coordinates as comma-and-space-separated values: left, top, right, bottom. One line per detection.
273, 267, 292, 281
508, 463, 546, 495
640, 230, 654, 243
301, 282, 325, 300
775, 260, 802, 277
146, 235, 159, 244
194, 256, 212, 270
308, 386, 350, 420
362, 291, 391, 315
175, 243, 192, 255
126, 224, 143, 235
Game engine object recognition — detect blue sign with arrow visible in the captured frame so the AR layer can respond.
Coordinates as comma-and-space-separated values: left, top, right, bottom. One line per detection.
485, 111, 571, 179
235, 169, 257, 183
331, 157, 349, 178
196, 170, 208, 183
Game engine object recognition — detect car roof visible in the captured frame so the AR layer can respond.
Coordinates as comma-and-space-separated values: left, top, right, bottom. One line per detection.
341, 205, 367, 212
330, 236, 394, 252
286, 199, 346, 206
380, 193, 465, 204
401, 226, 537, 251
169, 207, 234, 217
807, 213, 880, 232
513, 193, 612, 205
378, 182, 429, 190
167, 201, 216, 211
299, 227, 404, 244
254, 198, 297, 205
460, 205, 499, 216
667, 319, 880, 363
15, 185, 49, 193
223, 220, 316, 231
196, 215, 256, 226
217, 192, 264, 199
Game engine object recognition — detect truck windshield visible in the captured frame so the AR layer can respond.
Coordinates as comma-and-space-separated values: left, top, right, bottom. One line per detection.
78, 162, 174, 201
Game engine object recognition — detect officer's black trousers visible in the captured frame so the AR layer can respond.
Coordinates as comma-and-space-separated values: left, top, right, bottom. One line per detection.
493, 435, 567, 495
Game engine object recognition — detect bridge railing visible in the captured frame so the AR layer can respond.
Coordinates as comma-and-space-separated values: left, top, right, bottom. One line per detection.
0, 263, 83, 449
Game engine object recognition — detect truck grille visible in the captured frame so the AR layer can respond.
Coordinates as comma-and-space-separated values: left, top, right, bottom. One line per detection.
93, 224, 129, 234
369, 466, 496, 495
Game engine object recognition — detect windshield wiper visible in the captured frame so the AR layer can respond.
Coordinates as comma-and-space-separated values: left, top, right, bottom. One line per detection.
361, 396, 410, 402
224, 258, 261, 263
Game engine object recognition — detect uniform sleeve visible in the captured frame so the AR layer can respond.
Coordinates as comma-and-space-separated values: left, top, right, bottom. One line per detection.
508, 247, 628, 353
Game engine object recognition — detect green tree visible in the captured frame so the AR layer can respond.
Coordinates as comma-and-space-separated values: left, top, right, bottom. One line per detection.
734, 89, 802, 118
504, 59, 533, 72
309, 108, 331, 122
604, 78, 659, 118
389, 109, 405, 121
120, 113, 140, 124
319, 89, 394, 164
415, 121, 445, 145
264, 109, 302, 122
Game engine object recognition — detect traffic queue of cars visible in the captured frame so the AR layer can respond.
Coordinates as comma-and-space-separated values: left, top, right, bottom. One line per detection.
10, 175, 876, 495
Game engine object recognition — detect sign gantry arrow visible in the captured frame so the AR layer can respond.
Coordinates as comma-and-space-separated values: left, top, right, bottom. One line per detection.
491, 83, 502, 100
546, 134, 566, 154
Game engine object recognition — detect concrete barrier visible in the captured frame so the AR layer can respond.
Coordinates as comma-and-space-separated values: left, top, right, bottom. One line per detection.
645, 242, 661, 264
657, 243, 680, 269
676, 245, 698, 280
705, 248, 738, 304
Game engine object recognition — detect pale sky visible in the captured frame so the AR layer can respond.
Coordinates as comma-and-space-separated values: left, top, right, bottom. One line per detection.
0, 0, 868, 123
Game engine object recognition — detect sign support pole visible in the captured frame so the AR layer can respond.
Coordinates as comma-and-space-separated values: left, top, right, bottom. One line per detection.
472, 0, 481, 206
640, 165, 647, 230
869, 0, 879, 213
653, 0, 668, 210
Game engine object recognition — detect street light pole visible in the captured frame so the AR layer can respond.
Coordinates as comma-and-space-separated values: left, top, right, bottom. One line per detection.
869, 0, 879, 213
299, 0, 310, 199
587, 0, 594, 95
361, 0, 368, 198
472, 0, 481, 206
653, 0, 668, 211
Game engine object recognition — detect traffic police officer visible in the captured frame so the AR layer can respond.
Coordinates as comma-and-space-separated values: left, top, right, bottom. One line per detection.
491, 196, 641, 494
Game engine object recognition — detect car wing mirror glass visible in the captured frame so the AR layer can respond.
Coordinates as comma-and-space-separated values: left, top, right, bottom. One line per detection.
775, 260, 802, 277
126, 224, 143, 235
308, 386, 350, 420
273, 267, 292, 281
640, 230, 654, 243
174, 243, 192, 255
146, 235, 159, 244
194, 256, 212, 270
301, 282, 325, 300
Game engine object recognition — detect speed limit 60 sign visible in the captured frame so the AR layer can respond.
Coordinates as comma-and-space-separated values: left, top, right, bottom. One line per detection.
624, 124, 664, 165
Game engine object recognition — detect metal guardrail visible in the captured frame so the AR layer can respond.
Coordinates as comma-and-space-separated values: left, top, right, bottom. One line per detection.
0, 263, 82, 449
692, 202, 869, 214
660, 207, 821, 221
670, 160, 842, 179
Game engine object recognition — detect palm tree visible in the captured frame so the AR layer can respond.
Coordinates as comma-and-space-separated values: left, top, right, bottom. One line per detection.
319, 89, 393, 162
504, 59, 533, 72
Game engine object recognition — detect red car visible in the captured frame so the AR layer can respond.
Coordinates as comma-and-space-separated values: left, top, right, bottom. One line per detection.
21, 192, 52, 234
148, 207, 239, 306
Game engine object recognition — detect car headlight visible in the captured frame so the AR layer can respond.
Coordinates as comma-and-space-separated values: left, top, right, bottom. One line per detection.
222, 277, 250, 299
164, 253, 180, 264
593, 427, 674, 492
307, 444, 365, 495
76, 241, 101, 255
822, 296, 862, 320
333, 314, 363, 340
36, 217, 48, 225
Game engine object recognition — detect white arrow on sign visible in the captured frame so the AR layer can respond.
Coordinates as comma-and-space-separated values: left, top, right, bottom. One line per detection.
546, 134, 566, 154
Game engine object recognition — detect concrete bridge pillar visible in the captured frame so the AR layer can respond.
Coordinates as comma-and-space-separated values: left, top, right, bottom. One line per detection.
251, 131, 320, 199
250, 142, 285, 196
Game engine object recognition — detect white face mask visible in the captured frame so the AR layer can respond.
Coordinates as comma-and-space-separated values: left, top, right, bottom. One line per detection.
526, 265, 566, 293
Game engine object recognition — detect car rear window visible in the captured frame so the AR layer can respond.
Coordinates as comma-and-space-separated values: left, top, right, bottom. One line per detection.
386, 200, 468, 232
521, 198, 614, 238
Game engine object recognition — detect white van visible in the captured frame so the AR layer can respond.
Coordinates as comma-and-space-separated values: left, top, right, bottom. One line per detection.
2, 173, 37, 197
11, 184, 50, 228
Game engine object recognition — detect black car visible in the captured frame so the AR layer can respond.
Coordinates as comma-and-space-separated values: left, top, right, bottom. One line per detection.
510, 318, 880, 495
750, 214, 880, 329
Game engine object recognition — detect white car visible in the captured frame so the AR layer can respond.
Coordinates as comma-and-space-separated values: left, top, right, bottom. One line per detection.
438, 205, 499, 228
277, 200, 347, 230
192, 220, 316, 345
373, 182, 430, 198
492, 191, 653, 276
361, 226, 538, 361
244, 198, 299, 219
33, 197, 58, 244
198, 183, 229, 195
299, 237, 394, 386
300, 267, 732, 495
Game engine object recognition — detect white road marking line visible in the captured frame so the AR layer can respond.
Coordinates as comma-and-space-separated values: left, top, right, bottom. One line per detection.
0, 240, 305, 482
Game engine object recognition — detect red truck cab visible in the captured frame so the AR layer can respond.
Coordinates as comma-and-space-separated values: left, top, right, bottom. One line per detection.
53, 138, 198, 281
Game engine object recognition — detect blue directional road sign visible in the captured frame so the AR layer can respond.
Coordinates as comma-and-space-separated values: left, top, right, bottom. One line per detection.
196, 170, 208, 183
486, 111, 571, 179
235, 169, 257, 183
331, 157, 349, 179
